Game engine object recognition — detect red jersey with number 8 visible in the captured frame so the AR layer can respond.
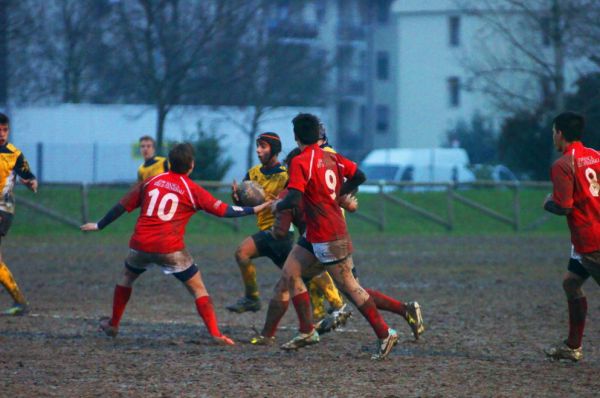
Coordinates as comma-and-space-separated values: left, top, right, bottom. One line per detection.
287, 143, 357, 243
551, 141, 600, 253
119, 171, 228, 253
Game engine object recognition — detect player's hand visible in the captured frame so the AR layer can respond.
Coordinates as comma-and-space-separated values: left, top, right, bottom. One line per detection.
253, 200, 273, 214
80, 223, 99, 232
21, 178, 38, 193
231, 179, 240, 203
339, 194, 358, 212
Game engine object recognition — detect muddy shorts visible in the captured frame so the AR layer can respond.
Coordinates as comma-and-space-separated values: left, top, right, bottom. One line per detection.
297, 236, 353, 265
252, 230, 294, 268
0, 210, 14, 241
580, 250, 600, 283
125, 248, 196, 281
568, 247, 589, 280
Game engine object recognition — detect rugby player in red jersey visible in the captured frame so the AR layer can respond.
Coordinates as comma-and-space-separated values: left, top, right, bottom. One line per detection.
543, 112, 600, 362
272, 113, 398, 360
81, 143, 271, 345
252, 148, 424, 347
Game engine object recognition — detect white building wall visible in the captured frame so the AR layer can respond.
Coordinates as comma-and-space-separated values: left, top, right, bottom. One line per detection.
7, 104, 326, 183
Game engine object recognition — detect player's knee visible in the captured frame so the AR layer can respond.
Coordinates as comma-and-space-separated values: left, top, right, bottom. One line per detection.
562, 276, 583, 297
235, 247, 250, 264
173, 264, 199, 283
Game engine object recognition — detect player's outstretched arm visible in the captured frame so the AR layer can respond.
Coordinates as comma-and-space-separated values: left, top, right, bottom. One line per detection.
80, 203, 127, 232
221, 200, 273, 218
274, 189, 302, 213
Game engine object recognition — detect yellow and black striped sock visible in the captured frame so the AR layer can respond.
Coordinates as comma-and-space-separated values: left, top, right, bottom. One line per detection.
240, 261, 259, 299
312, 272, 344, 310
0, 261, 27, 305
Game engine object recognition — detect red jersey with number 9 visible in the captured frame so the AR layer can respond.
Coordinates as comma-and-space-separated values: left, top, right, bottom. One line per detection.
119, 171, 228, 253
287, 143, 357, 243
551, 141, 600, 253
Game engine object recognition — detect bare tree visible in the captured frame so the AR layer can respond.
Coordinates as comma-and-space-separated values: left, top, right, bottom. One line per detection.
109, 0, 257, 154
457, 0, 599, 117
7, 0, 111, 104
214, 1, 329, 169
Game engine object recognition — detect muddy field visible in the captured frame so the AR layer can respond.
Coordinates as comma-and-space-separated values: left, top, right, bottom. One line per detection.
1, 233, 599, 397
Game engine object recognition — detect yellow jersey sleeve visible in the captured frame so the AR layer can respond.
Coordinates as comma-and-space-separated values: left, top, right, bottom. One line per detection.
247, 164, 288, 230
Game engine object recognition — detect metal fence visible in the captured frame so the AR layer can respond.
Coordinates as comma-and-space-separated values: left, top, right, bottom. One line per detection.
15, 180, 554, 233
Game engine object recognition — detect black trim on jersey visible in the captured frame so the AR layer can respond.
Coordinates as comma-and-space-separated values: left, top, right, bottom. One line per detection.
340, 168, 366, 196
163, 159, 169, 172
14, 153, 36, 180
276, 188, 301, 212
143, 156, 160, 167
260, 162, 286, 176
320, 143, 333, 150
0, 144, 14, 154
544, 200, 572, 216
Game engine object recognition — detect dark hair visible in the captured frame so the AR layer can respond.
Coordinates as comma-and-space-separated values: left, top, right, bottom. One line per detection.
256, 132, 282, 155
553, 111, 585, 142
168, 143, 195, 173
0, 113, 9, 125
284, 147, 302, 167
292, 113, 320, 144
139, 135, 156, 146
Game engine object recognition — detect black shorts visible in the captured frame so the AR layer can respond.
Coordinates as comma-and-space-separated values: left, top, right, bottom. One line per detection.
568, 257, 590, 280
0, 210, 14, 240
252, 231, 294, 268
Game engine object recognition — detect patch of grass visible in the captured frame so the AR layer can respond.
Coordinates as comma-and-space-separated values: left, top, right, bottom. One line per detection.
9, 184, 568, 238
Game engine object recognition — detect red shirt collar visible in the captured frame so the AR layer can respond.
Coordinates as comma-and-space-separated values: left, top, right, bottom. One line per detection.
301, 143, 320, 153
563, 141, 583, 155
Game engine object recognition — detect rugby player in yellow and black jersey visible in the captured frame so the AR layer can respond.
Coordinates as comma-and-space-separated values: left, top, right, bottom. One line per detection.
137, 135, 169, 181
226, 132, 289, 313
0, 112, 38, 316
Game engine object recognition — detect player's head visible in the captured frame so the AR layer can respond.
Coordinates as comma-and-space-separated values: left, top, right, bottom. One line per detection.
0, 113, 9, 146
169, 143, 195, 175
139, 135, 156, 160
256, 132, 281, 165
552, 112, 584, 150
292, 113, 320, 145
318, 122, 329, 147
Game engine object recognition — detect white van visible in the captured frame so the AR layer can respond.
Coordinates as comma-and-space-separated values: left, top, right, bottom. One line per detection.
360, 148, 475, 192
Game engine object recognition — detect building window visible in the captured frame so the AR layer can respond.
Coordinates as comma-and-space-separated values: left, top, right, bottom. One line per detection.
448, 77, 460, 107
376, 0, 391, 24
376, 105, 389, 132
376, 52, 389, 80
449, 16, 460, 47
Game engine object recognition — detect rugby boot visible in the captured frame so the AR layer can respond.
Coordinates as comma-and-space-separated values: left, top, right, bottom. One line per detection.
1, 302, 29, 316
250, 334, 276, 346
213, 334, 235, 346
315, 304, 352, 334
99, 316, 119, 338
544, 341, 583, 362
405, 301, 425, 340
280, 329, 320, 351
226, 296, 261, 313
371, 328, 398, 360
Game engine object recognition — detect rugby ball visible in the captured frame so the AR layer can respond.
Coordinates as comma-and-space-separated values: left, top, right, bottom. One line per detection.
236, 180, 266, 206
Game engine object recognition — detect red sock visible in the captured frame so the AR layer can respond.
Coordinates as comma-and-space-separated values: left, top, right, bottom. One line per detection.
358, 296, 389, 339
567, 296, 587, 349
195, 296, 221, 337
292, 291, 313, 334
262, 299, 289, 337
365, 288, 407, 318
110, 285, 132, 327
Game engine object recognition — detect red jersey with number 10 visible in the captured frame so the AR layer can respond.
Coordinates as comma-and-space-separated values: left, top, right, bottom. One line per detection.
287, 144, 357, 243
119, 171, 228, 253
551, 141, 600, 253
